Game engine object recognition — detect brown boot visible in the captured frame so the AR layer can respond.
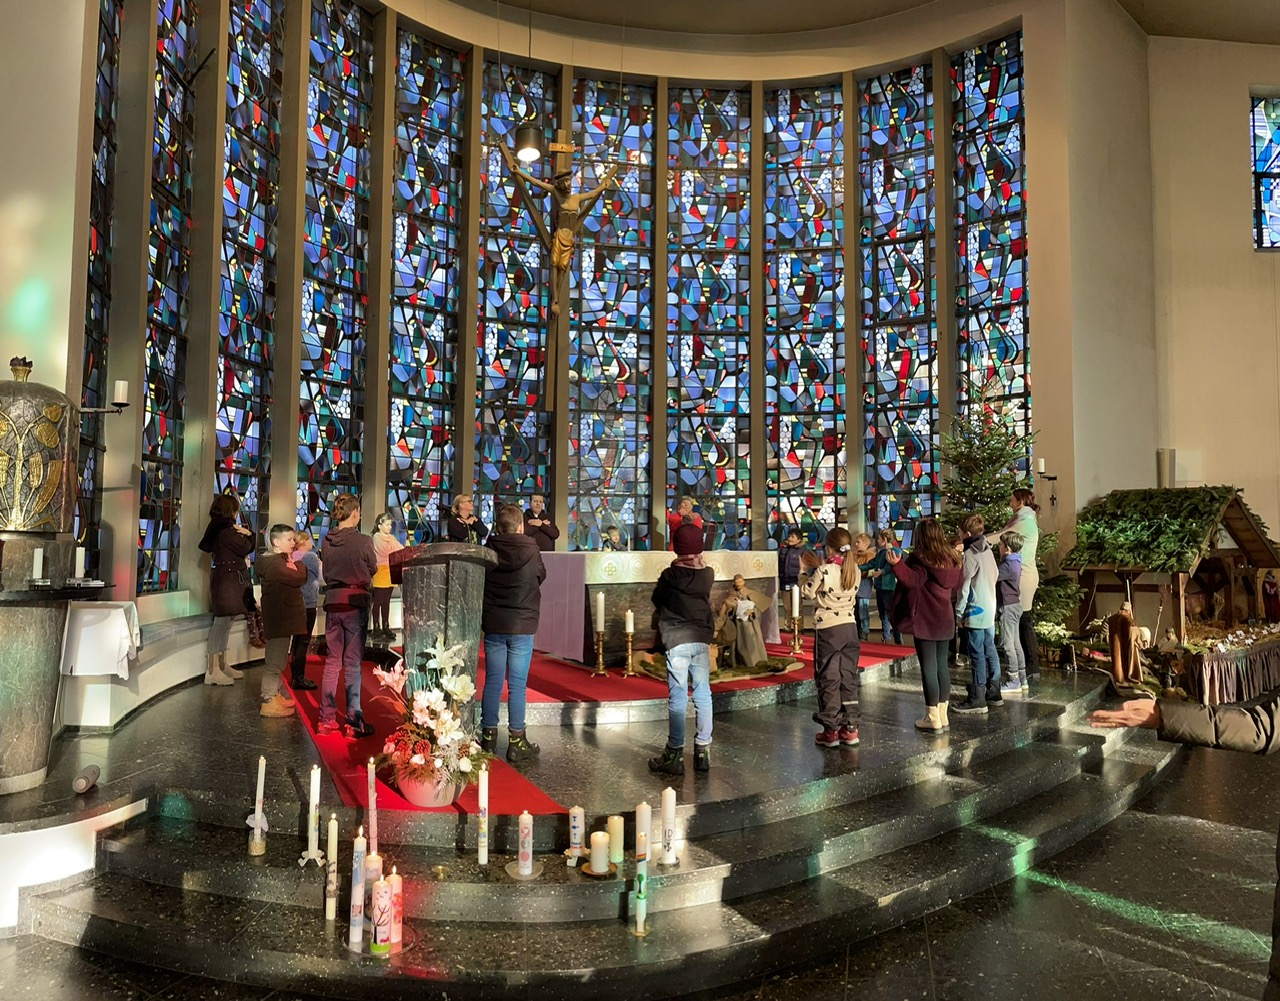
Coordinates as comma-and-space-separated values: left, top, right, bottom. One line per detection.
937, 701, 950, 731
203, 653, 234, 686
259, 694, 296, 718
220, 652, 244, 680
914, 704, 943, 732
247, 611, 267, 649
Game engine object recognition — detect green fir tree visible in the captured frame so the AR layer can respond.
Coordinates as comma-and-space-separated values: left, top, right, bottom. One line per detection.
937, 406, 1033, 536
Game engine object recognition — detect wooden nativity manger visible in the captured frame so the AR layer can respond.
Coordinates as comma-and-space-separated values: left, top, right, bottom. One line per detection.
1062, 486, 1280, 642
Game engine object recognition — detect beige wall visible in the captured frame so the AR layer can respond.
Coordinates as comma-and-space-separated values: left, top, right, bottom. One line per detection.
0, 0, 95, 393
1151, 36, 1280, 531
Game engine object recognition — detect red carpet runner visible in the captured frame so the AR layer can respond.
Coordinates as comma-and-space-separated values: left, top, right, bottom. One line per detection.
285, 655, 566, 817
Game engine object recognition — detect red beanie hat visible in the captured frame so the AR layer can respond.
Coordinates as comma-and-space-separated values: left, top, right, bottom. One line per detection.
673, 523, 703, 556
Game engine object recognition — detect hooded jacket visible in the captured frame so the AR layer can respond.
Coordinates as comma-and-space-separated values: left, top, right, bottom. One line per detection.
890, 553, 964, 641
956, 534, 999, 629
320, 527, 377, 609
996, 551, 1023, 608
482, 532, 546, 635
651, 564, 715, 649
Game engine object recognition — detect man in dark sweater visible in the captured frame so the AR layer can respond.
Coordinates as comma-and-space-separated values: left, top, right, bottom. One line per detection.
649, 522, 716, 776
318, 494, 378, 738
523, 494, 560, 552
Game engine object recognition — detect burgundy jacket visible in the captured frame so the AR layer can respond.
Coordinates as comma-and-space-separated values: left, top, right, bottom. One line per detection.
890, 554, 964, 641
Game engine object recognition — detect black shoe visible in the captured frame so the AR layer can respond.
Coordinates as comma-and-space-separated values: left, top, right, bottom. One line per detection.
951, 698, 988, 715
506, 730, 541, 763
291, 677, 318, 691
344, 713, 375, 739
693, 745, 711, 773
985, 689, 1004, 706
648, 746, 685, 775
479, 727, 498, 753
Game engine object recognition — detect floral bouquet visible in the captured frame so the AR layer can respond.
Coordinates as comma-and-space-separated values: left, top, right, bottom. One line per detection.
373, 634, 488, 789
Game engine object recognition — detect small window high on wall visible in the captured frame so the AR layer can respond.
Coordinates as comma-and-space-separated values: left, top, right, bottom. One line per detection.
1252, 97, 1280, 249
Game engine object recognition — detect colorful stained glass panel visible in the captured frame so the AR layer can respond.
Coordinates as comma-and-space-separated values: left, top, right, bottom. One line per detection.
1251, 97, 1280, 248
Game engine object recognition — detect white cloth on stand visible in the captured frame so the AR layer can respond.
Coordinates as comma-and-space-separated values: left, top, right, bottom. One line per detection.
60, 602, 141, 679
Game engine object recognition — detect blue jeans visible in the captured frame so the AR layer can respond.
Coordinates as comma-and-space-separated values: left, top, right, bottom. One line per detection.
482, 633, 535, 731
665, 642, 713, 748
966, 626, 1000, 699
856, 597, 871, 639
320, 606, 367, 724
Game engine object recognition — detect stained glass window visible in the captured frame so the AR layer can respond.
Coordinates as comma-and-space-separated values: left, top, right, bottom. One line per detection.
667, 87, 751, 549
1251, 97, 1280, 249
954, 33, 1029, 442
390, 32, 465, 543
764, 84, 845, 548
220, 0, 284, 538
569, 78, 654, 551
77, 0, 122, 579
476, 61, 557, 527
860, 65, 937, 545
139, 0, 197, 593
299, 0, 372, 538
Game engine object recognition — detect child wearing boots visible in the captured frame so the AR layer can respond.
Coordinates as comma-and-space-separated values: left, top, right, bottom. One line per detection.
256, 525, 306, 718
952, 514, 1001, 714
286, 530, 321, 691
997, 531, 1028, 695
318, 494, 379, 739
801, 527, 863, 747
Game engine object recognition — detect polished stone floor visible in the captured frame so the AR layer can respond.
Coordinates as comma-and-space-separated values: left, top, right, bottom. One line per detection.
6, 694, 1278, 999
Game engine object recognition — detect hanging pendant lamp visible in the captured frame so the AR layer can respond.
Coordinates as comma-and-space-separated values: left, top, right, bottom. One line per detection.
514, 122, 542, 163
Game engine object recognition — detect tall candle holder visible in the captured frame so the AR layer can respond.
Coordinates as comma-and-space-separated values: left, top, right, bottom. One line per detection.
790, 615, 804, 655
591, 631, 608, 677
621, 632, 637, 678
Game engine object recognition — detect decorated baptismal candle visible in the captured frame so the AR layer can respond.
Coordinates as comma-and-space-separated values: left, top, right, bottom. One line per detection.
635, 831, 649, 935
518, 811, 534, 876
349, 826, 367, 946
389, 866, 403, 944
589, 831, 609, 874
607, 815, 625, 865
370, 874, 392, 956
325, 813, 338, 921
363, 847, 383, 921
478, 763, 489, 866
661, 787, 677, 865
367, 758, 378, 855
308, 764, 321, 859
253, 755, 266, 832
635, 801, 651, 857
568, 805, 585, 856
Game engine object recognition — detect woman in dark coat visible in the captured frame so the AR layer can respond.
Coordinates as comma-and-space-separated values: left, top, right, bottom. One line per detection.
198, 494, 256, 686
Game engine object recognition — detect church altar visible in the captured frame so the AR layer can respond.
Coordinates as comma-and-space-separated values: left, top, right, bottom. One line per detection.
535, 550, 780, 666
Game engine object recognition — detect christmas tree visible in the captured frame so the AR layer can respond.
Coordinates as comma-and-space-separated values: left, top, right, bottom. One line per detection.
937, 404, 1033, 535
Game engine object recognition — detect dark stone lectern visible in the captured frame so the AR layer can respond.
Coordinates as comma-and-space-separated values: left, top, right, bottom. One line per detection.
393, 543, 497, 691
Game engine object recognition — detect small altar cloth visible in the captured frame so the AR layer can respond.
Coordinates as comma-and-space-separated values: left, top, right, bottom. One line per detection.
60, 601, 141, 679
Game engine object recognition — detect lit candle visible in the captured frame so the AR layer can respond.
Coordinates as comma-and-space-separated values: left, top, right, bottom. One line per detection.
589, 831, 609, 874
308, 765, 321, 859
594, 591, 605, 633
607, 814, 625, 865
363, 848, 383, 922
112, 379, 129, 407
367, 758, 378, 856
478, 763, 489, 866
349, 825, 366, 946
253, 755, 266, 834
74, 547, 86, 580
568, 805, 585, 856
518, 810, 534, 876
635, 831, 648, 934
624, 609, 635, 634
661, 786, 677, 865
791, 584, 800, 619
325, 813, 338, 921
389, 866, 403, 944
32, 547, 43, 580
370, 874, 392, 956
635, 801, 651, 857
1036, 457, 1046, 474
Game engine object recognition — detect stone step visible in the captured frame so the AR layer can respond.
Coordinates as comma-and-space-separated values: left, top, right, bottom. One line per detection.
27, 732, 1179, 1001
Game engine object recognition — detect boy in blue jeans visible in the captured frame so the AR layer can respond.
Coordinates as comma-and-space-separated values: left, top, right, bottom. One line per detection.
648, 523, 715, 776
952, 514, 1001, 714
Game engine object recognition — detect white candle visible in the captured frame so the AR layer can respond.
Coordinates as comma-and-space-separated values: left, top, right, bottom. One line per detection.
518, 811, 534, 876
608, 815, 625, 865
32, 547, 43, 580
325, 813, 338, 921
635, 801, 651, 857
74, 547, 86, 580
791, 584, 800, 619
112, 379, 129, 406
589, 830, 609, 874
370, 875, 392, 956
478, 763, 489, 866
388, 866, 403, 944
1036, 457, 1046, 474
308, 765, 321, 858
636, 831, 649, 934
364, 850, 383, 919
349, 825, 366, 945
661, 786, 677, 865
253, 755, 266, 832
624, 608, 635, 634
367, 758, 378, 856
569, 805, 585, 855
594, 591, 605, 633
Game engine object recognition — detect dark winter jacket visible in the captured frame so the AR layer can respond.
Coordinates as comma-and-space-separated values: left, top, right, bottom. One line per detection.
652, 564, 715, 649
890, 554, 964, 641
861, 548, 901, 592
778, 544, 805, 589
320, 527, 377, 610
482, 533, 546, 635
524, 510, 561, 552
199, 517, 256, 618
996, 552, 1023, 608
256, 552, 307, 639
447, 516, 488, 545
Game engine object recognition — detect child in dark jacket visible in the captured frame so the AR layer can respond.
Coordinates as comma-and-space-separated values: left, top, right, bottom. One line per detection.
256, 525, 306, 719
648, 522, 715, 776
319, 494, 379, 739
996, 531, 1028, 694
481, 504, 547, 763
861, 529, 903, 644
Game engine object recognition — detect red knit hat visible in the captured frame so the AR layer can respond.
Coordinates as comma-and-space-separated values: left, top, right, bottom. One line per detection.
673, 523, 703, 556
